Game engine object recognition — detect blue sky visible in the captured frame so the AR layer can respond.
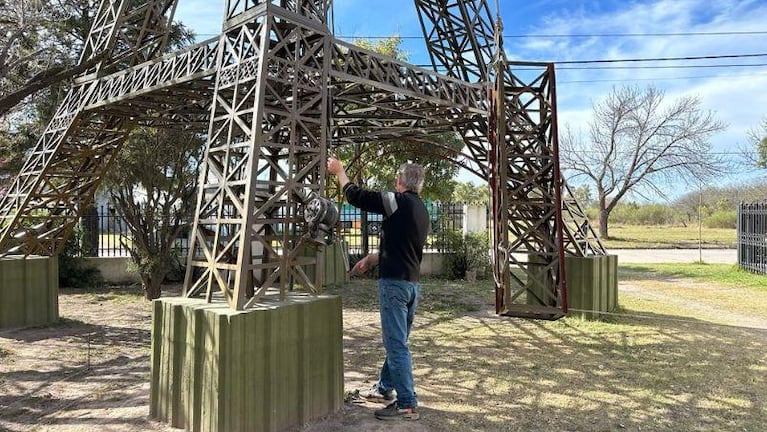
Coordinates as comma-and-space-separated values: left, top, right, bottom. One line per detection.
174, 0, 767, 200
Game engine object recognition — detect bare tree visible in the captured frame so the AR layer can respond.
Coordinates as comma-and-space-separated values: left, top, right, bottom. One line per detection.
743, 117, 767, 168
560, 85, 728, 238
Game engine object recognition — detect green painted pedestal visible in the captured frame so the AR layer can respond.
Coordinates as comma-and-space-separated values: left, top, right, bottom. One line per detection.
566, 255, 619, 319
526, 254, 618, 320
150, 295, 344, 432
301, 240, 350, 287
0, 256, 59, 329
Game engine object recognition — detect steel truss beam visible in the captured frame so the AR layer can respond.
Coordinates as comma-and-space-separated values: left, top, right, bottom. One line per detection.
0, 0, 179, 256
2, 0, 602, 318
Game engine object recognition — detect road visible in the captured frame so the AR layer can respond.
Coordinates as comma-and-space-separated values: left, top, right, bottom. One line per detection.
610, 248, 736, 264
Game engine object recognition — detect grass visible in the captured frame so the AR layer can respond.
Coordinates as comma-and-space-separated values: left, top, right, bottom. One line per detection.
342, 223, 736, 251
620, 262, 767, 290
335, 268, 767, 432
600, 224, 736, 249
618, 263, 767, 325
326, 277, 492, 315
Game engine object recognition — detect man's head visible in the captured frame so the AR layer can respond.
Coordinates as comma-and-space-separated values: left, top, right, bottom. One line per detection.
396, 163, 425, 194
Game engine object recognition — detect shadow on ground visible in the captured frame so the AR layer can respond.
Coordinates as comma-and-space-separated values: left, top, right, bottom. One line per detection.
320, 280, 767, 431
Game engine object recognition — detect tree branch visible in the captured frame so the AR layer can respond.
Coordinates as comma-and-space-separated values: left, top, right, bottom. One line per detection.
0, 49, 107, 116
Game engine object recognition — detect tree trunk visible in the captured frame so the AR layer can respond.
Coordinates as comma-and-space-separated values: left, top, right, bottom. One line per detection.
142, 272, 164, 300
599, 208, 609, 239
81, 205, 99, 257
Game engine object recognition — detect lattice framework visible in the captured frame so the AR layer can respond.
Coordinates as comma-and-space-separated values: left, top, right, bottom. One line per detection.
0, 0, 605, 316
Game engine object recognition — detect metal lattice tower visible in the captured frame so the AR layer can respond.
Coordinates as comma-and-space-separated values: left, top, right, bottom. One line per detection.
0, 0, 603, 316
415, 0, 605, 318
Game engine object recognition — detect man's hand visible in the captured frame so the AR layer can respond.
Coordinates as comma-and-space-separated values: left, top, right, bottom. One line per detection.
327, 157, 350, 189
327, 157, 345, 176
349, 253, 379, 277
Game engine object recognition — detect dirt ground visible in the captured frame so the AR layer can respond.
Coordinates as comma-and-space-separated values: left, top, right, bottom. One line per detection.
1, 275, 766, 432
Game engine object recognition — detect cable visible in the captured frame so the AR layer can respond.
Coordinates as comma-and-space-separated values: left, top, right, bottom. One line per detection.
335, 30, 767, 40
557, 63, 767, 70
558, 71, 767, 84
555, 52, 767, 65
192, 30, 767, 39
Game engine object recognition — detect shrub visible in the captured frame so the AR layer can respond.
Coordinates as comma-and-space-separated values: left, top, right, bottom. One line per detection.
58, 228, 104, 288
442, 230, 491, 280
704, 210, 737, 229
610, 203, 679, 225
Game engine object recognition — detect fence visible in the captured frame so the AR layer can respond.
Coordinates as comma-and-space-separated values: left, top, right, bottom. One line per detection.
737, 202, 767, 274
78, 202, 481, 258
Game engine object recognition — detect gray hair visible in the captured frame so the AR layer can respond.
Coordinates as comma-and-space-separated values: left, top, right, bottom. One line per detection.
397, 163, 425, 193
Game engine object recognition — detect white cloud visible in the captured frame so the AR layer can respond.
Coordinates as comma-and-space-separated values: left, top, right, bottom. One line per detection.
522, 0, 767, 145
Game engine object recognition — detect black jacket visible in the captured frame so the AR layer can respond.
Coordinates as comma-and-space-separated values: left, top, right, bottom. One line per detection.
343, 183, 430, 281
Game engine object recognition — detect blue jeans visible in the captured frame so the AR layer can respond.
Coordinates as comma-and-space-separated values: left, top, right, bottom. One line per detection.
376, 278, 420, 409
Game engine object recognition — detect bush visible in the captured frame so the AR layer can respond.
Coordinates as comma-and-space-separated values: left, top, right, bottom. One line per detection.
58, 228, 104, 288
442, 231, 491, 280
610, 203, 679, 225
704, 210, 737, 229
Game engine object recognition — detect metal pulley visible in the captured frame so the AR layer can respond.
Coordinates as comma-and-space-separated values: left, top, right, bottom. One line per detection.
303, 193, 339, 246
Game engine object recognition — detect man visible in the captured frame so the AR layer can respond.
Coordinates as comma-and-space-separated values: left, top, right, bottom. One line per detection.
326, 157, 430, 421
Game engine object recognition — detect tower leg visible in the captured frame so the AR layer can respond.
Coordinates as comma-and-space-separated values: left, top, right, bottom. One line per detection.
184, 6, 331, 310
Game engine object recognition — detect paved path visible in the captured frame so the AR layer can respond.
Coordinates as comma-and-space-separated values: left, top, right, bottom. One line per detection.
610, 248, 736, 264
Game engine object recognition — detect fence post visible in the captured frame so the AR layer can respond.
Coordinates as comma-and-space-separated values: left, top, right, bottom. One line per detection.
82, 205, 99, 257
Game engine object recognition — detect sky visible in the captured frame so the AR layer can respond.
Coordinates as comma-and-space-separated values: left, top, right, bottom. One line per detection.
173, 0, 767, 201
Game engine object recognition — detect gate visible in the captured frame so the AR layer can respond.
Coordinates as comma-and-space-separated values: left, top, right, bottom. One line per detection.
738, 202, 767, 274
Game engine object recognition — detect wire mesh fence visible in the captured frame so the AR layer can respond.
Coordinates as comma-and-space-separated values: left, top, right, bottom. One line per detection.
738, 202, 767, 275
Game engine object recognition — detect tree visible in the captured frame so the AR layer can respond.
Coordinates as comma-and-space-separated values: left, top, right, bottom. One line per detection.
0, 0, 195, 190
451, 180, 489, 204
569, 184, 594, 208
0, 0, 104, 117
330, 37, 462, 202
104, 127, 204, 300
560, 85, 728, 238
744, 117, 767, 169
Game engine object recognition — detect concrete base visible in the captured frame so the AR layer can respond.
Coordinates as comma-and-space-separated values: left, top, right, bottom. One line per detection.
83, 256, 140, 284
150, 295, 343, 432
0, 256, 59, 329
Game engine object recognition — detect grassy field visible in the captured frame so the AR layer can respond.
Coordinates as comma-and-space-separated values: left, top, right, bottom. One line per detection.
620, 262, 767, 290
322, 266, 767, 431
600, 224, 736, 249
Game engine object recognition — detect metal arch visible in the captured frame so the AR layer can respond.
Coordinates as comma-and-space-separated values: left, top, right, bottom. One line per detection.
1, 0, 601, 316
0, 0, 180, 257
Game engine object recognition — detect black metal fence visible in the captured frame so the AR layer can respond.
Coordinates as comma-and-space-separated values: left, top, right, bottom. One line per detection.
339, 201, 467, 256
79, 202, 478, 258
738, 202, 767, 274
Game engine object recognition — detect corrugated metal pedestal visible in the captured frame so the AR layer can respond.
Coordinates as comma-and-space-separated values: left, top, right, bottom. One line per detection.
150, 294, 343, 432
527, 254, 618, 319
566, 255, 618, 319
0, 256, 59, 329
